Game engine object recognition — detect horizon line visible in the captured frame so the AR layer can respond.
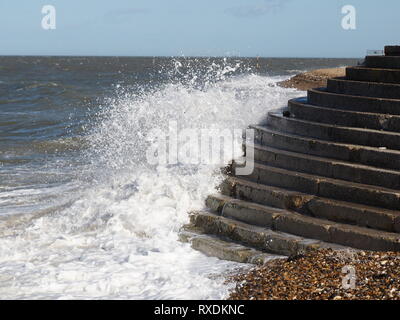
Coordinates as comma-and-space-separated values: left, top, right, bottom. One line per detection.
0, 54, 362, 59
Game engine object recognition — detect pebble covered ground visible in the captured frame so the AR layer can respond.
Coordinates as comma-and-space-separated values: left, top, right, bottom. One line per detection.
227, 249, 400, 300
278, 67, 345, 91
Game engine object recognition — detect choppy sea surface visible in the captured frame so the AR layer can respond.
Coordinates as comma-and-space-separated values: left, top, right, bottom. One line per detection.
0, 56, 358, 299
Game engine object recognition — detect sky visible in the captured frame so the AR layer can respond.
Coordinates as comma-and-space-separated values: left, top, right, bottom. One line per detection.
0, 0, 399, 57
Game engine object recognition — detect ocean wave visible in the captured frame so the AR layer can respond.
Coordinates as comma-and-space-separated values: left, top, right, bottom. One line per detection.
0, 63, 300, 299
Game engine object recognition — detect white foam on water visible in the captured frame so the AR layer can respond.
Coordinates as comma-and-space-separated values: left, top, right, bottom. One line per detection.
0, 66, 301, 299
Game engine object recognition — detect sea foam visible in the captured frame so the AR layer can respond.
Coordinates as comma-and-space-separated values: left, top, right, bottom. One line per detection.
0, 62, 301, 299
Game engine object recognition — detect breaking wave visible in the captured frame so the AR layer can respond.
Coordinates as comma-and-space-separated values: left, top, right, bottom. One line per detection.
0, 61, 301, 299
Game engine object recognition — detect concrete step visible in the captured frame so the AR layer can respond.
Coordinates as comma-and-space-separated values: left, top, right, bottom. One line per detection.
218, 178, 400, 233
327, 77, 400, 99
206, 193, 287, 228
251, 143, 400, 190
235, 161, 400, 211
366, 55, 400, 69
219, 176, 313, 211
307, 88, 400, 115
267, 111, 400, 151
204, 194, 400, 250
288, 98, 400, 132
252, 125, 400, 171
190, 211, 353, 256
346, 66, 400, 84
385, 46, 400, 56
179, 226, 285, 264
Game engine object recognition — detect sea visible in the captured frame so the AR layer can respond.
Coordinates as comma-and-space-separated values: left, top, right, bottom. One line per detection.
0, 56, 358, 299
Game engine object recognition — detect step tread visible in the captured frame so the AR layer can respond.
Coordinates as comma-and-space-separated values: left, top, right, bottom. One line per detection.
250, 161, 400, 198
179, 226, 286, 264
190, 210, 353, 255
348, 66, 400, 72
204, 194, 400, 251
235, 160, 400, 210
210, 194, 400, 232
327, 77, 400, 99
252, 124, 400, 155
289, 97, 400, 129
224, 177, 400, 217
309, 87, 400, 104
251, 141, 400, 189
226, 175, 310, 197
329, 76, 400, 89
207, 193, 400, 239
365, 55, 400, 69
307, 88, 400, 116
291, 97, 399, 118
346, 65, 400, 83
223, 176, 400, 233
267, 111, 400, 151
251, 142, 400, 176
268, 111, 400, 138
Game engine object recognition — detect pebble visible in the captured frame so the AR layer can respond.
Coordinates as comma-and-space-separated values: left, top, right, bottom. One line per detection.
227, 249, 400, 300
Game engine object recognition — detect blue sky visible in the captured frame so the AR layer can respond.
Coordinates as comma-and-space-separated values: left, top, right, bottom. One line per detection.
0, 0, 399, 57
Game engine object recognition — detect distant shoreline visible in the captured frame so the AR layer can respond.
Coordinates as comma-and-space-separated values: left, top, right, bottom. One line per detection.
278, 67, 346, 91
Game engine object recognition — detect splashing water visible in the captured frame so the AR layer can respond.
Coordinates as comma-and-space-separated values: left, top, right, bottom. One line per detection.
0, 60, 301, 299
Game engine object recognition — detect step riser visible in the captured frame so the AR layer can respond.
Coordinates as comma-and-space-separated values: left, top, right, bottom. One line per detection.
222, 201, 277, 228
190, 236, 266, 264
346, 67, 400, 84
253, 145, 400, 190
305, 198, 400, 234
191, 211, 400, 253
385, 46, 400, 56
206, 196, 400, 248
267, 113, 400, 151
180, 228, 284, 264
211, 199, 333, 244
253, 127, 400, 171
236, 164, 400, 211
327, 78, 400, 99
217, 180, 400, 233
366, 56, 400, 69
219, 178, 312, 212
191, 213, 326, 256
308, 89, 400, 115
288, 99, 400, 133
207, 195, 286, 230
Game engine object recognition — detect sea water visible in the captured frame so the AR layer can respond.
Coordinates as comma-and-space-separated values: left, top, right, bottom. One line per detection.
0, 56, 357, 299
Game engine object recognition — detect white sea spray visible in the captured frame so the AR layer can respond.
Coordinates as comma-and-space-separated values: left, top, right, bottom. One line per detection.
0, 61, 301, 299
